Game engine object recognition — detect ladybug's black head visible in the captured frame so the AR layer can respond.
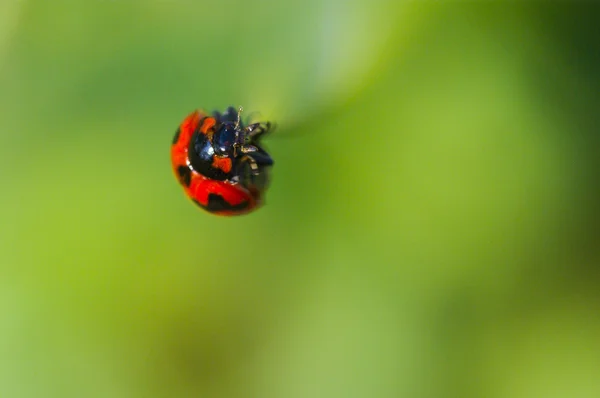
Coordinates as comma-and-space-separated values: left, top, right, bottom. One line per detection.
212, 106, 247, 156
213, 106, 273, 154
189, 106, 274, 183
213, 122, 238, 156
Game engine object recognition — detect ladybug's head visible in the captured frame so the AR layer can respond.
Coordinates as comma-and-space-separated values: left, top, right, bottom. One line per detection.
188, 106, 274, 185
215, 106, 275, 189
212, 106, 273, 156
212, 121, 239, 156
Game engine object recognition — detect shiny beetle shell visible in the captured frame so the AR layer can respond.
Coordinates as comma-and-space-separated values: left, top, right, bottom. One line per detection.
171, 106, 274, 216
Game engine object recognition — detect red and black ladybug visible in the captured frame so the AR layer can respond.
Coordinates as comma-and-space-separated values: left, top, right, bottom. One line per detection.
171, 106, 274, 216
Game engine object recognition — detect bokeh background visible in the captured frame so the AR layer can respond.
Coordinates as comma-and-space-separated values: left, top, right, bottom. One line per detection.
1, 2, 599, 397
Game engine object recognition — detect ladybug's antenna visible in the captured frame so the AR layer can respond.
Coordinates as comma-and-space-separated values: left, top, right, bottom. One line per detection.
235, 106, 243, 129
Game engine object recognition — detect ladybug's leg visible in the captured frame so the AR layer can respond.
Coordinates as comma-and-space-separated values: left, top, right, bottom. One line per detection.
230, 155, 258, 184
239, 145, 273, 165
246, 121, 272, 140
231, 151, 273, 192
233, 147, 272, 175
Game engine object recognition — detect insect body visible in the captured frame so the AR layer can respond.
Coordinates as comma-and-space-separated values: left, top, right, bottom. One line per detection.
171, 106, 274, 216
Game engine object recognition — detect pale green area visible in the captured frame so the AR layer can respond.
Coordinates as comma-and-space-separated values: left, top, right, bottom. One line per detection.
0, 2, 599, 398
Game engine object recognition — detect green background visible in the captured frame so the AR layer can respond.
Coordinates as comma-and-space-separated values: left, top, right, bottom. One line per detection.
1, 2, 599, 397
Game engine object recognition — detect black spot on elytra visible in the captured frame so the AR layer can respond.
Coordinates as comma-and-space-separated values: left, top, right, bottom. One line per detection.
193, 194, 249, 213
177, 165, 191, 187
172, 127, 181, 145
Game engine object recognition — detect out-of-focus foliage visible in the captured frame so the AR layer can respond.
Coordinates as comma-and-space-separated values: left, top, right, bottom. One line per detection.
0, 2, 599, 398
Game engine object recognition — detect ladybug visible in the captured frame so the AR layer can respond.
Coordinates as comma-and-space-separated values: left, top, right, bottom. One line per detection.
171, 106, 274, 216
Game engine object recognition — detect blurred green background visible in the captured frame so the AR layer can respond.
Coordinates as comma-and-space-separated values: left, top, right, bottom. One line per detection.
1, 2, 599, 397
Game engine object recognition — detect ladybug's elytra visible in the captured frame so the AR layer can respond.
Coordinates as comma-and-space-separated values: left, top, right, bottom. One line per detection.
171, 106, 274, 216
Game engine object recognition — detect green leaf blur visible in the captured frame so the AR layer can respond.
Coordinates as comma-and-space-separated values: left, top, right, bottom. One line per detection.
1, 2, 599, 398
